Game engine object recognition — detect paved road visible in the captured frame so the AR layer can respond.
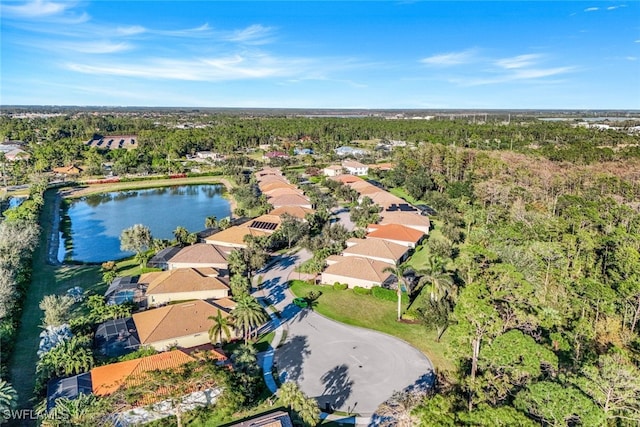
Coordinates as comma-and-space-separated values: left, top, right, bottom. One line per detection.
330, 207, 356, 232
277, 311, 433, 415
255, 248, 434, 417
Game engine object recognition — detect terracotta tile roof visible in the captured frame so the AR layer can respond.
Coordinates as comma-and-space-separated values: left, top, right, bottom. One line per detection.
347, 180, 384, 195
256, 168, 282, 178
326, 254, 344, 265
181, 343, 228, 361
91, 350, 195, 396
342, 160, 367, 169
209, 297, 237, 311
329, 174, 363, 184
132, 300, 228, 345
269, 193, 311, 207
362, 191, 408, 209
342, 238, 409, 262
366, 223, 425, 244
269, 206, 315, 219
380, 212, 431, 230
264, 187, 305, 198
259, 181, 297, 193
256, 175, 290, 185
323, 256, 393, 282
168, 244, 229, 265
204, 226, 271, 246
140, 268, 229, 295
52, 165, 83, 175
240, 214, 283, 229
324, 165, 344, 171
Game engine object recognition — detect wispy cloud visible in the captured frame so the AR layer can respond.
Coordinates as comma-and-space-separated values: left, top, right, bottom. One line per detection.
627, 56, 637, 61
1, 0, 73, 18
607, 5, 626, 10
116, 26, 147, 36
433, 51, 575, 86
65, 53, 313, 81
420, 49, 477, 66
58, 41, 133, 54
495, 54, 543, 69
584, 7, 599, 12
225, 24, 276, 45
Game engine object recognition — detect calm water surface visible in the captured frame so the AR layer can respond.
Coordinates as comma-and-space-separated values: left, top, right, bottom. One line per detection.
62, 185, 231, 263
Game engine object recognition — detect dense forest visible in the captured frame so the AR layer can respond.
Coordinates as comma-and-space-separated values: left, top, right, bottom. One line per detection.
1, 111, 640, 424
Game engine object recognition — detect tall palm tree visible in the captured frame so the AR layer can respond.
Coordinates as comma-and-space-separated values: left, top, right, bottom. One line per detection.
232, 343, 258, 374
416, 256, 454, 302
208, 310, 233, 346
232, 295, 268, 344
383, 262, 411, 321
0, 380, 17, 422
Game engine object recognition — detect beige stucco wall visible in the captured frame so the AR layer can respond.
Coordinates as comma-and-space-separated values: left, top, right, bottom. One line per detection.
146, 289, 229, 307
320, 272, 380, 289
147, 328, 239, 351
167, 261, 229, 270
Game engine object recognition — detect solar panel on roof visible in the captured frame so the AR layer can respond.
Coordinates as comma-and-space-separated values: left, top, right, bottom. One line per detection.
249, 220, 278, 231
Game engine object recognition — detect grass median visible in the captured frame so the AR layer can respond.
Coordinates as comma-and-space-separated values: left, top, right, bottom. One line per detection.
289, 280, 452, 371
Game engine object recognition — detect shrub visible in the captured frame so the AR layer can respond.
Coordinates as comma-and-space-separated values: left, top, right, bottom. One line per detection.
333, 282, 348, 291
371, 286, 397, 302
353, 286, 372, 296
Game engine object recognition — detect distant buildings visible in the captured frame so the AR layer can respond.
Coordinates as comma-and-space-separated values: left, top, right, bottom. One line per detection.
335, 146, 368, 157
86, 135, 137, 150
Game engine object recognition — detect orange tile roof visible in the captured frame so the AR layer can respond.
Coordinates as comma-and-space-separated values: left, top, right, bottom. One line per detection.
329, 174, 364, 184
269, 205, 315, 219
342, 160, 367, 169
380, 212, 431, 229
269, 193, 311, 207
132, 300, 228, 345
323, 256, 393, 283
52, 165, 83, 175
259, 181, 298, 193
342, 238, 409, 262
256, 175, 289, 185
363, 191, 408, 209
140, 268, 229, 295
264, 187, 305, 198
205, 225, 271, 246
366, 223, 425, 244
91, 350, 195, 396
168, 244, 228, 265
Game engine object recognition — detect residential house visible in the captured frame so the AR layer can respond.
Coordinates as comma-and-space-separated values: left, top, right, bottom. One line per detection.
3, 147, 30, 161
132, 299, 237, 350
229, 410, 294, 427
195, 151, 225, 161
359, 192, 408, 211
256, 175, 290, 186
263, 151, 289, 160
294, 148, 314, 155
167, 244, 231, 271
140, 268, 230, 307
342, 160, 369, 176
269, 193, 313, 209
104, 276, 144, 305
323, 165, 344, 177
269, 205, 315, 220
52, 165, 83, 175
263, 187, 305, 199
335, 146, 367, 157
91, 350, 196, 396
94, 317, 141, 357
343, 238, 410, 265
379, 211, 431, 234
46, 373, 93, 412
147, 246, 182, 270
204, 214, 281, 248
366, 223, 425, 248
329, 174, 364, 185
258, 181, 298, 193
86, 135, 137, 150
321, 256, 394, 289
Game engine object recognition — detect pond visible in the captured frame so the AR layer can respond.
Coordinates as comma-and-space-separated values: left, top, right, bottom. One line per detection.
60, 185, 231, 263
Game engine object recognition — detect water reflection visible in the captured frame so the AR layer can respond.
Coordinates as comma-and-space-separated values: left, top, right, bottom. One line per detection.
62, 185, 231, 263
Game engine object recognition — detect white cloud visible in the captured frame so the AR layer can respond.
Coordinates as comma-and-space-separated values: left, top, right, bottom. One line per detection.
420, 49, 477, 66
495, 54, 543, 69
626, 56, 637, 61
58, 41, 133, 54
226, 24, 276, 45
65, 53, 313, 81
116, 26, 147, 36
584, 7, 599, 12
1, 0, 71, 18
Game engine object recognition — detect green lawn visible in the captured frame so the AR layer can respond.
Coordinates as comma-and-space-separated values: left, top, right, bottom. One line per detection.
289, 280, 453, 371
8, 190, 102, 410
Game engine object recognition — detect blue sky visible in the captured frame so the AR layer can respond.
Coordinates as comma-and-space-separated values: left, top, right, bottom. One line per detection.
1, 1, 639, 109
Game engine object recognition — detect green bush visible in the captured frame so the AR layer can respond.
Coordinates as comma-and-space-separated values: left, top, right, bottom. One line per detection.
371, 286, 397, 302
333, 282, 348, 290
353, 286, 372, 296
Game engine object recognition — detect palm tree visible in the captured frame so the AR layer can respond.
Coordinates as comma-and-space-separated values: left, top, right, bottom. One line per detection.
205, 215, 217, 229
208, 310, 233, 346
232, 295, 268, 344
232, 343, 258, 374
383, 262, 411, 321
0, 380, 17, 422
416, 256, 454, 302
